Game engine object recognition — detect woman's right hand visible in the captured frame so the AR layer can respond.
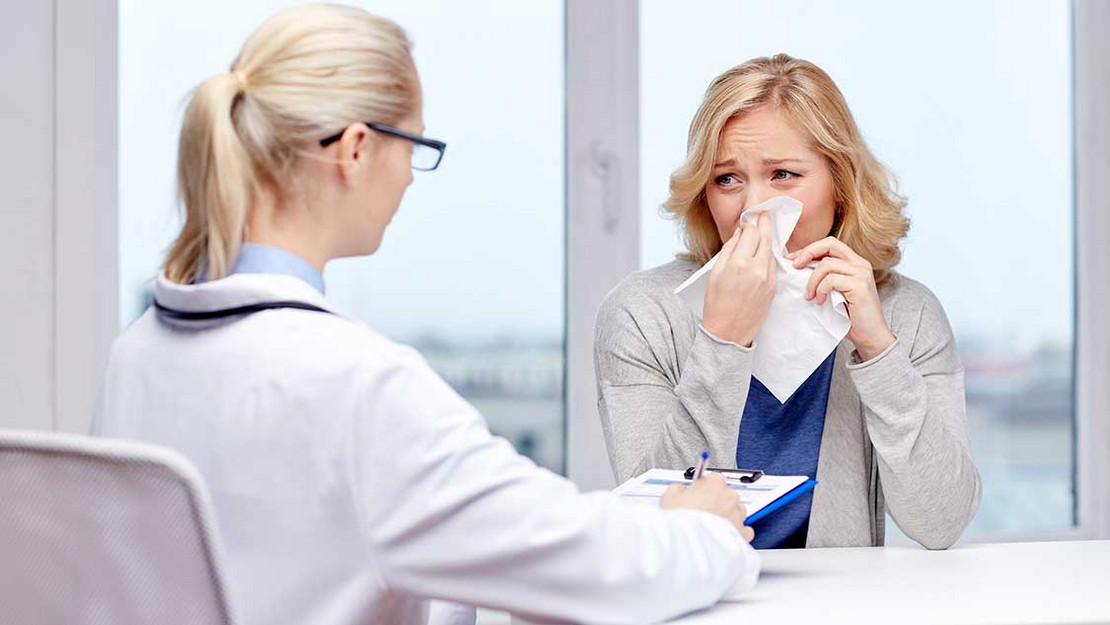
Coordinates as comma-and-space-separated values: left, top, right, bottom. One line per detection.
660, 473, 755, 542
700, 212, 776, 347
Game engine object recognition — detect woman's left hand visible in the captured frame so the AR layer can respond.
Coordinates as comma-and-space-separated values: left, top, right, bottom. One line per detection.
786, 237, 896, 362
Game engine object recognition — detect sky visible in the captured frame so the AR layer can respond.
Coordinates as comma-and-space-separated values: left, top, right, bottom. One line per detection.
121, 0, 1073, 350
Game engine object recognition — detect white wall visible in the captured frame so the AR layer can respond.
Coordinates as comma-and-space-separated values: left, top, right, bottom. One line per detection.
0, 1, 56, 431
0, 0, 117, 433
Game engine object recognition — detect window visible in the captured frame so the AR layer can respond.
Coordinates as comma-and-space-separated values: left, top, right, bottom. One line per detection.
119, 0, 566, 472
639, 0, 1075, 536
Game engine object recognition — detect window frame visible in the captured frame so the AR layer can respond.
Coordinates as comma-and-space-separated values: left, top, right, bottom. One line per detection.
1073, 0, 1110, 542
58, 0, 1109, 540
566, 0, 1110, 542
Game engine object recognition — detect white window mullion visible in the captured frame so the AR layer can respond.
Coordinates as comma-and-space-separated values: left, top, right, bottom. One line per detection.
565, 0, 640, 490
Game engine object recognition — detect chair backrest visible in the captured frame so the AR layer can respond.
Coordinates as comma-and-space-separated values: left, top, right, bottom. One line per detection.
0, 429, 237, 625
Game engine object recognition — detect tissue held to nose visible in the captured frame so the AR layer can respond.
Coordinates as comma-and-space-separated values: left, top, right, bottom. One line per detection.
675, 196, 851, 403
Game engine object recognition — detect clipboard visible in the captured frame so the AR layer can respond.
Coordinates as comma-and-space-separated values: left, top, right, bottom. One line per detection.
613, 468, 818, 526
744, 479, 817, 525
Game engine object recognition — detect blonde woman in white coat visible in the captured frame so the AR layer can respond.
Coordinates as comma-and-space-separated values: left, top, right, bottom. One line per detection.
92, 5, 762, 625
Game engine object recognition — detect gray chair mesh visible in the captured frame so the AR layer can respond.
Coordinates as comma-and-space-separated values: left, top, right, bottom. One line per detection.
0, 430, 236, 625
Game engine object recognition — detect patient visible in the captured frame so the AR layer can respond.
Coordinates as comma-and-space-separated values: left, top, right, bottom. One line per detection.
594, 54, 980, 550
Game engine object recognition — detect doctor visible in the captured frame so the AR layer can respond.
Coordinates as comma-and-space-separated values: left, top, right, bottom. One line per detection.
92, 5, 760, 625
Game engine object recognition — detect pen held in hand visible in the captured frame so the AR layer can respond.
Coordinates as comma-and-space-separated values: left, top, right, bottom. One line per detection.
692, 450, 709, 481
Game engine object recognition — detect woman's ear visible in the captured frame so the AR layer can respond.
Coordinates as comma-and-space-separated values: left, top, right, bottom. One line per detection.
830, 202, 845, 236
336, 122, 373, 186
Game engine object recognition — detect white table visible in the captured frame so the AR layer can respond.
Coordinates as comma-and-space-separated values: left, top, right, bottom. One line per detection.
668, 540, 1110, 624
511, 540, 1110, 625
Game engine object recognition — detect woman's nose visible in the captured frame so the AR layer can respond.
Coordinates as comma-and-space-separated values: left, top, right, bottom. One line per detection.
741, 184, 772, 213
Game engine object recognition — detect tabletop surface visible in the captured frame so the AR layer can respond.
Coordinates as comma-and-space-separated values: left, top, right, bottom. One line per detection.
666, 540, 1110, 624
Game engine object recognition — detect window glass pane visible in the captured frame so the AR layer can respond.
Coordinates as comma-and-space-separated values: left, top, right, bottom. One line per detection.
640, 0, 1074, 535
120, 0, 566, 472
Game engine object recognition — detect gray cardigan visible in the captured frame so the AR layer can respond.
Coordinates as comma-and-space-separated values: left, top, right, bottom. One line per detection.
594, 260, 981, 550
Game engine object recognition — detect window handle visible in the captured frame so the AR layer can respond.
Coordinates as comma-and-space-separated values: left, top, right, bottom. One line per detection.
589, 140, 621, 234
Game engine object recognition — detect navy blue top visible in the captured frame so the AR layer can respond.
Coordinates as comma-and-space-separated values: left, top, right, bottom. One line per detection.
737, 351, 836, 549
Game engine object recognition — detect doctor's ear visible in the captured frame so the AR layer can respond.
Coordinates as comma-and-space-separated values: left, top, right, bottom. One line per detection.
334, 123, 375, 183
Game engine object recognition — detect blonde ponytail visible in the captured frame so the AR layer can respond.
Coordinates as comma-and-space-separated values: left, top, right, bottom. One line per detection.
164, 4, 418, 284
166, 73, 253, 283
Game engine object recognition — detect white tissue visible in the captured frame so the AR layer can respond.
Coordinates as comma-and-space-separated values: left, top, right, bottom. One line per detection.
674, 196, 851, 403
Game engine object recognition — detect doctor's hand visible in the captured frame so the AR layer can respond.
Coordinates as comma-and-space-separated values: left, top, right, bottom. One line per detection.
701, 213, 776, 348
787, 236, 895, 362
660, 473, 755, 542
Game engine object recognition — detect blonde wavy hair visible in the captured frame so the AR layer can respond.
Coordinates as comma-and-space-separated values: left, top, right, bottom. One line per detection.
164, 4, 418, 284
664, 54, 909, 285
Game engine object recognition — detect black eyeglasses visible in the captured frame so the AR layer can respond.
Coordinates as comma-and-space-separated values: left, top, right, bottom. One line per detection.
319, 122, 446, 171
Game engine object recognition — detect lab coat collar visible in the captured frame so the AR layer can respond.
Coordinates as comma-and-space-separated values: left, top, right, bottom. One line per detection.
153, 272, 336, 329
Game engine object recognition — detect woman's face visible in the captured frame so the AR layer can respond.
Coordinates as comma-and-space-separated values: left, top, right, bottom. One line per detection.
704, 106, 837, 253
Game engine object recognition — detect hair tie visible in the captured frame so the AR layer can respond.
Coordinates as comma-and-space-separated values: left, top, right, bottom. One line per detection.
231, 69, 249, 91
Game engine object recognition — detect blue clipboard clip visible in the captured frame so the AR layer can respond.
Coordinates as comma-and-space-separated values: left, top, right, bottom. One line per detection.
744, 479, 818, 526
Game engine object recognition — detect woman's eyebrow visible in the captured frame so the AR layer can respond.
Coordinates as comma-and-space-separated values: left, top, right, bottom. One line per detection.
713, 156, 809, 169
762, 157, 807, 166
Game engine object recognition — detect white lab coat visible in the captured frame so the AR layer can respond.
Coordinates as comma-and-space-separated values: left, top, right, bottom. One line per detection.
92, 273, 759, 625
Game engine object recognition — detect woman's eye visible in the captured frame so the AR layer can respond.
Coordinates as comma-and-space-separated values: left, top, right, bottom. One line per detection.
773, 170, 798, 181
714, 174, 736, 186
